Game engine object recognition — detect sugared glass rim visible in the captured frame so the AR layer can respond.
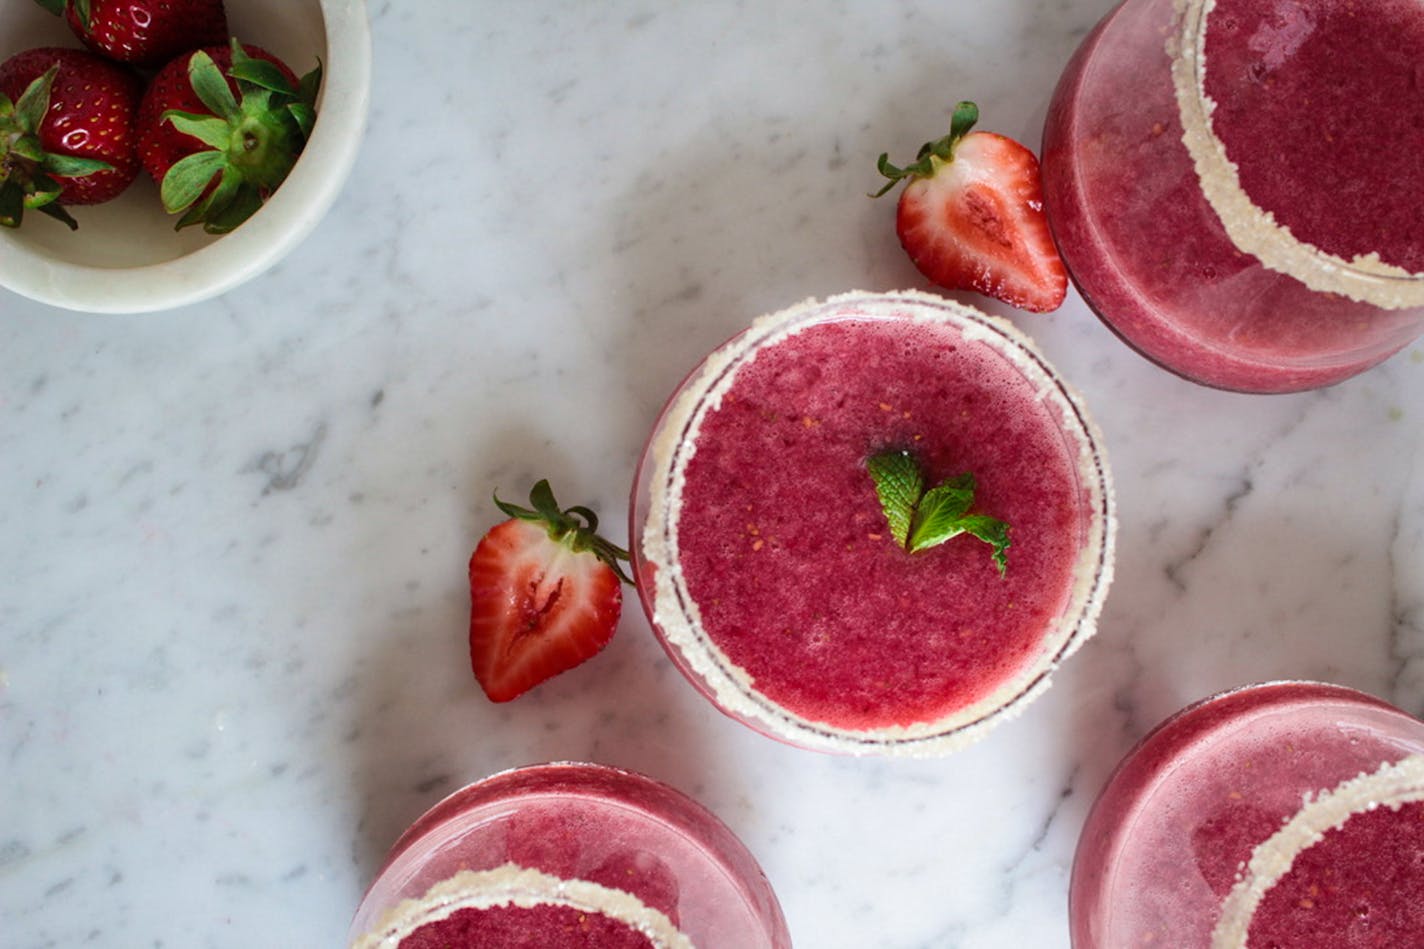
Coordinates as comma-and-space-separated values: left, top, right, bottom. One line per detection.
1171, 0, 1424, 308
1210, 753, 1424, 948
349, 864, 693, 949
638, 290, 1117, 756
348, 762, 708, 948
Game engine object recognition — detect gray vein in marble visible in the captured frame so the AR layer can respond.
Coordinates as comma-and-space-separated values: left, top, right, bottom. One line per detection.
1163, 474, 1255, 593
249, 421, 328, 495
1388, 485, 1424, 712
1022, 766, 1080, 859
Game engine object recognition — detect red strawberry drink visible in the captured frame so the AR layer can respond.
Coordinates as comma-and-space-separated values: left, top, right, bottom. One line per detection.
348, 763, 790, 948
1042, 0, 1424, 393
1070, 682, 1424, 948
631, 291, 1115, 755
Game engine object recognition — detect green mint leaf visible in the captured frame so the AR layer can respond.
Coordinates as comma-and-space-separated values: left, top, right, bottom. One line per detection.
867, 450, 923, 548
907, 474, 976, 551
866, 449, 1011, 574
33, 0, 67, 17
954, 514, 1011, 577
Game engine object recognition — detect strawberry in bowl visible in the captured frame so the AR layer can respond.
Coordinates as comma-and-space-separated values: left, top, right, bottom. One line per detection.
33, 0, 230, 67
137, 39, 320, 233
0, 46, 143, 229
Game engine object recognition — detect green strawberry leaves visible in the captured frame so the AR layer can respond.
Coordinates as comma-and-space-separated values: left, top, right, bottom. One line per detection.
872, 100, 980, 198
867, 448, 1011, 575
0, 65, 112, 230
158, 40, 322, 234
31, 0, 91, 28
494, 479, 635, 585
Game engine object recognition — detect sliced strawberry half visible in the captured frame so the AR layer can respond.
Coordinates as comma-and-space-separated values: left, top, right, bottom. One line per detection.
468, 480, 632, 703
873, 101, 1067, 313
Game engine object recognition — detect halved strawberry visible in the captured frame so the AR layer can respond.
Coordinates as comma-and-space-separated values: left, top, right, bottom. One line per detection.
873, 101, 1067, 313
468, 480, 632, 703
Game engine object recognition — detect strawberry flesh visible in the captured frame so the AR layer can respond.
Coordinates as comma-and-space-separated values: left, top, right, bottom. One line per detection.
468, 483, 630, 703
876, 104, 1068, 313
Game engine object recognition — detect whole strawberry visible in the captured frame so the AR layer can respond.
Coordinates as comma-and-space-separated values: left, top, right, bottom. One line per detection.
874, 101, 1068, 313
0, 47, 142, 229
137, 40, 320, 233
468, 480, 633, 703
33, 0, 229, 68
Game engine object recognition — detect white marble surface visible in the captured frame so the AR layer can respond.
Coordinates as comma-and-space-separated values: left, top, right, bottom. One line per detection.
3, 2, 1424, 947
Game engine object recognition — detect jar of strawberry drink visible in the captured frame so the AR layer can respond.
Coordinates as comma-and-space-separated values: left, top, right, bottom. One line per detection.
349, 762, 791, 948
630, 291, 1115, 756
1070, 681, 1424, 947
1041, 0, 1424, 393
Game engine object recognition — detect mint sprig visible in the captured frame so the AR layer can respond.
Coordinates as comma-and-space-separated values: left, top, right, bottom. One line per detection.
867, 449, 1010, 575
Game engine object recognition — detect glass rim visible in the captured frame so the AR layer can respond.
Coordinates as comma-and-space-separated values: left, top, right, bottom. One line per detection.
349, 864, 694, 949
1209, 753, 1424, 948
1171, 0, 1424, 309
350, 762, 728, 948
637, 289, 1117, 756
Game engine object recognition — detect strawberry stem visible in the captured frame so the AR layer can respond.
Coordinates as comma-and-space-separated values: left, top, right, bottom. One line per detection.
494, 480, 635, 585
871, 100, 980, 197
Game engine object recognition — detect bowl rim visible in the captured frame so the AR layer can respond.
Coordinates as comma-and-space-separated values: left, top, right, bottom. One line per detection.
0, 0, 372, 314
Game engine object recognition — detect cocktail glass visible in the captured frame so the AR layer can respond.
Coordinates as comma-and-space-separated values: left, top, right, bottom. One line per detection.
630, 290, 1115, 756
1042, 0, 1424, 392
348, 762, 791, 948
1070, 680, 1424, 947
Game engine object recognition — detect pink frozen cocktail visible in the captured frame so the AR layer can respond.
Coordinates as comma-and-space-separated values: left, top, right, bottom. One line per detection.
631, 291, 1115, 755
348, 763, 790, 948
1071, 681, 1424, 947
1042, 0, 1424, 392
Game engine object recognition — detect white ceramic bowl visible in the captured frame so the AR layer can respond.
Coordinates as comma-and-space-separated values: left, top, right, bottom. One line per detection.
0, 0, 371, 313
